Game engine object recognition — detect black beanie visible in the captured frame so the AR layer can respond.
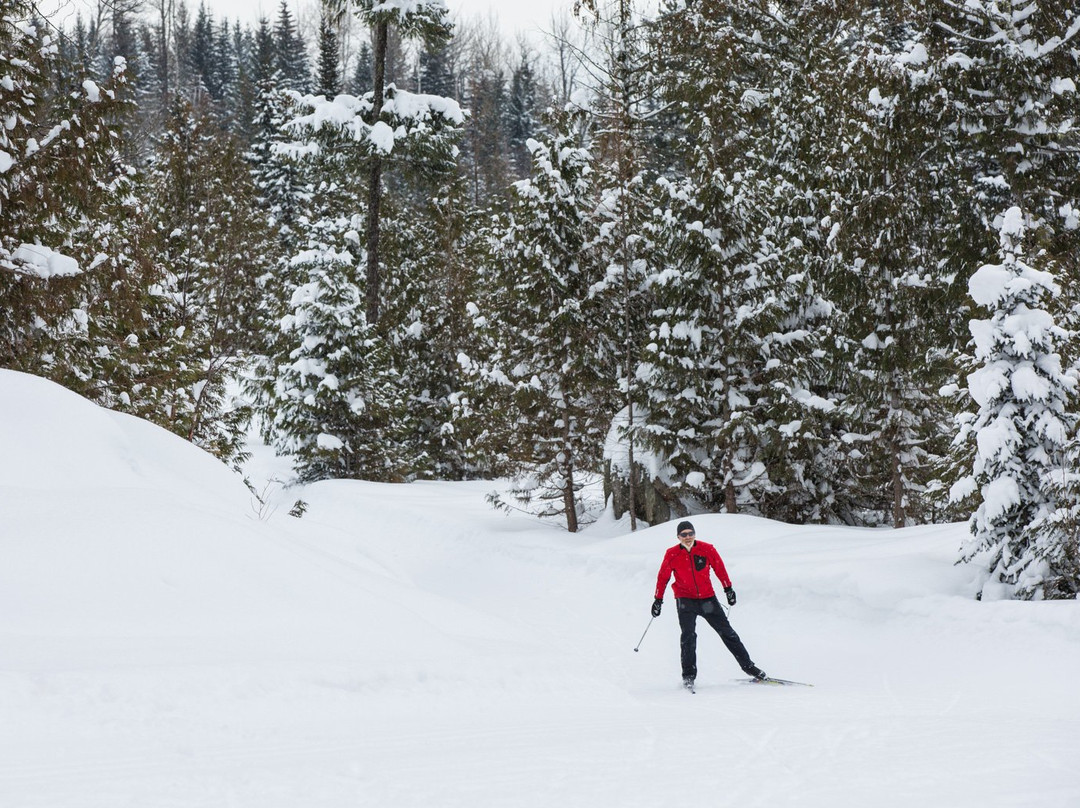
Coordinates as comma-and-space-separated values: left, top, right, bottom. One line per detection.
676, 520, 695, 535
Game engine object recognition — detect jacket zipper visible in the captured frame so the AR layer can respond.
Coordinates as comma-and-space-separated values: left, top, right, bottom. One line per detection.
684, 545, 702, 598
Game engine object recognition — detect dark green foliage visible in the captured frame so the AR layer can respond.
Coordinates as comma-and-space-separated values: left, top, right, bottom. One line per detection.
1, 6, 133, 378
505, 47, 539, 179
274, 0, 310, 92
316, 8, 342, 97
140, 97, 270, 466
468, 120, 615, 531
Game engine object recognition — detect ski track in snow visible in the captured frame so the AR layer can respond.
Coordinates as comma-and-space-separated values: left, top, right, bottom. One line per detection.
2, 371, 1079, 807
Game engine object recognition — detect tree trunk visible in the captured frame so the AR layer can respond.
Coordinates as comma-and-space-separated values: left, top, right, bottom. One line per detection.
723, 452, 738, 513
891, 391, 906, 527
563, 445, 579, 533
563, 471, 579, 533
365, 18, 389, 325
616, 0, 638, 531
158, 0, 171, 100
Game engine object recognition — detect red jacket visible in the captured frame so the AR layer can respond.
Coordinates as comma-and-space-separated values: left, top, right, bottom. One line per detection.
655, 540, 732, 600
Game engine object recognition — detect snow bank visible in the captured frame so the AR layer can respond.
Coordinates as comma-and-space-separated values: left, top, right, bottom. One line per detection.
0, 370, 242, 499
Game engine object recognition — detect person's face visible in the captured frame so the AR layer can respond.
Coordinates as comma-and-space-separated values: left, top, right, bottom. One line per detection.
678, 529, 695, 547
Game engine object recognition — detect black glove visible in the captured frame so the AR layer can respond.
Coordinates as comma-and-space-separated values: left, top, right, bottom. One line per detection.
651, 598, 663, 617
724, 587, 737, 606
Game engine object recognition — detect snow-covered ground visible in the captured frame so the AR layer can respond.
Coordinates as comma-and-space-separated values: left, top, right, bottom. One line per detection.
3, 369, 1078, 807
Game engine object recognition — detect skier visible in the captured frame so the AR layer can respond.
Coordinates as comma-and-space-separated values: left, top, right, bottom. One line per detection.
652, 520, 767, 689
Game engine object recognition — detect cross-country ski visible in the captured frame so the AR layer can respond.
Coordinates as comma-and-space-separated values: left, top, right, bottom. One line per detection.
735, 677, 815, 687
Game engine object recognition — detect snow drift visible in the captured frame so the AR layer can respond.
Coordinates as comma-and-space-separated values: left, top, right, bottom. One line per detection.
2, 369, 1079, 808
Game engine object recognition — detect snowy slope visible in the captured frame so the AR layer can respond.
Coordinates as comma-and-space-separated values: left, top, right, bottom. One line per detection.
2, 369, 1079, 808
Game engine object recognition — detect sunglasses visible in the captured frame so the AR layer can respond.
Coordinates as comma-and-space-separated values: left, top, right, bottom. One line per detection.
679, 531, 695, 538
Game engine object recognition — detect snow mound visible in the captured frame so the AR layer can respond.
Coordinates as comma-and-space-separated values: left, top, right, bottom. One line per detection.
0, 370, 509, 665
0, 369, 246, 503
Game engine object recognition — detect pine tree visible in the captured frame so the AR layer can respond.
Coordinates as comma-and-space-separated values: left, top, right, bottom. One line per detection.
264, 33, 464, 480
266, 214, 412, 481
930, 0, 1080, 234
212, 19, 237, 110
461, 61, 509, 206
248, 82, 310, 254
953, 208, 1075, 599
275, 0, 310, 92
417, 38, 454, 98
1030, 432, 1080, 599
228, 22, 259, 144
932, 0, 1080, 592
822, 2, 970, 526
172, 1, 194, 95
350, 40, 373, 94
471, 124, 611, 532
573, 0, 660, 528
252, 16, 277, 86
641, 0, 838, 519
453, 17, 513, 208
338, 0, 454, 324
244, 80, 316, 431
505, 45, 539, 180
379, 173, 486, 479
142, 97, 270, 465
190, 2, 217, 99
1, 8, 132, 376
316, 6, 342, 97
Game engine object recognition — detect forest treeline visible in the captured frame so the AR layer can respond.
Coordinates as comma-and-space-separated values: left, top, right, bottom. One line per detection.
2, 0, 1078, 599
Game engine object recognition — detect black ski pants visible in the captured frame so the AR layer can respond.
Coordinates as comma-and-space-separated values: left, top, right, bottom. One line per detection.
677, 596, 753, 679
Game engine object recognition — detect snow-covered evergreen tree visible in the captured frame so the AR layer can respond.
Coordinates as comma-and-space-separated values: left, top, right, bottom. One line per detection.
1, 8, 133, 379
470, 125, 612, 532
953, 207, 1076, 599
142, 97, 269, 465
417, 38, 454, 98
256, 9, 463, 482
268, 216, 411, 481
316, 6, 342, 97
378, 173, 486, 479
930, 0, 1080, 592
826, 7, 970, 526
190, 3, 219, 99
337, 0, 454, 323
1029, 433, 1080, 599
637, 172, 769, 514
274, 0, 310, 93
642, 0, 838, 520
505, 45, 539, 180
572, 0, 657, 529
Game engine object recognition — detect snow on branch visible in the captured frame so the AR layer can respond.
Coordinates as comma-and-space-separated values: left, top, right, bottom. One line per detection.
361, 0, 451, 37
10, 244, 81, 278
280, 86, 465, 158
370, 0, 446, 14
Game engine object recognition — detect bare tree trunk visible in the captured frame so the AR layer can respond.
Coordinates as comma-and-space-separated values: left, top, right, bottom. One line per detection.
365, 18, 389, 325
157, 0, 172, 100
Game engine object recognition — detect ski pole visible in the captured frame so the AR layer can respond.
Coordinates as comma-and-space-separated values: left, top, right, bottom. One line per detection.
633, 616, 655, 652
